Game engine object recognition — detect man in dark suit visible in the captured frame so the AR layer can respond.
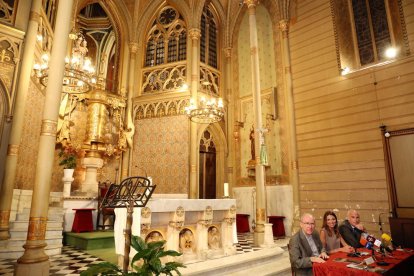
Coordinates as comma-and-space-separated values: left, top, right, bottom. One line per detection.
289, 213, 328, 276
339, 209, 366, 248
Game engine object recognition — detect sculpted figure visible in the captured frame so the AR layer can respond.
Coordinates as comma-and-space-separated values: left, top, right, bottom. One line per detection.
208, 226, 220, 250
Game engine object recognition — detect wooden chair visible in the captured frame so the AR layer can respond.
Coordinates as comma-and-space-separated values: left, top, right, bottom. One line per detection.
96, 180, 116, 230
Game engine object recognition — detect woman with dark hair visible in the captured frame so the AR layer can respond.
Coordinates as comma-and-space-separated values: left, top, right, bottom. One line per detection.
320, 211, 352, 254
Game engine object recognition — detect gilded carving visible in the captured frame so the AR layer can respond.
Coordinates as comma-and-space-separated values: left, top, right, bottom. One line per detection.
256, 208, 266, 222
27, 217, 47, 241
291, 160, 298, 170
29, 11, 41, 23
188, 28, 201, 40
141, 207, 151, 218
133, 99, 189, 120
243, 0, 260, 7
40, 119, 57, 137
142, 64, 186, 93
129, 42, 139, 54
0, 210, 10, 227
223, 47, 232, 58
7, 144, 19, 155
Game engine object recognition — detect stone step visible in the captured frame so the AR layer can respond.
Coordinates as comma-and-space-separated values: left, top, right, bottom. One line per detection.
16, 210, 64, 222
0, 235, 63, 249
180, 246, 287, 276
10, 229, 63, 239
11, 220, 63, 230
0, 242, 62, 259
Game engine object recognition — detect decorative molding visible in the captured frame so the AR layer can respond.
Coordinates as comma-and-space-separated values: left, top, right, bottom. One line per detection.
188, 28, 201, 40
27, 217, 48, 241
133, 98, 189, 120
40, 119, 57, 137
0, 210, 10, 228
7, 144, 19, 155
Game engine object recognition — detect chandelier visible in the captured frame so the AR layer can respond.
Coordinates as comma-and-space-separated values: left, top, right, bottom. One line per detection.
34, 30, 97, 94
185, 82, 224, 123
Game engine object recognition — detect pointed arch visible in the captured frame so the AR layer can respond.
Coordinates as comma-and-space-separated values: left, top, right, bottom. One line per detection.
197, 123, 227, 197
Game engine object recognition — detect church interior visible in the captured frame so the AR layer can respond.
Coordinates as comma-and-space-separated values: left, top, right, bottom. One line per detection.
1, 0, 414, 275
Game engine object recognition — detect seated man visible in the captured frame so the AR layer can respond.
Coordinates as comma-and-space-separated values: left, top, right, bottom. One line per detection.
289, 213, 329, 276
339, 209, 366, 248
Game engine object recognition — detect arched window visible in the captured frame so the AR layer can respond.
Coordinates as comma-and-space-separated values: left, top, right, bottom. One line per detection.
144, 6, 187, 67
200, 5, 218, 69
142, 6, 187, 94
331, 0, 409, 71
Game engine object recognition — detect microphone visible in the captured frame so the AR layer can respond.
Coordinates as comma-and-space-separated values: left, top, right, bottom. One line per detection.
381, 233, 398, 249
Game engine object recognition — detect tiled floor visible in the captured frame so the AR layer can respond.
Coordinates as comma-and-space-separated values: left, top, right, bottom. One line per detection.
0, 233, 289, 275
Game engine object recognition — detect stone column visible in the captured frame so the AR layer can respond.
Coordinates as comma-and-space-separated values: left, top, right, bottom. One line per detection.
15, 0, 74, 275
279, 19, 300, 232
188, 28, 201, 199
120, 42, 138, 180
0, 0, 42, 240
223, 47, 235, 192
244, 0, 267, 246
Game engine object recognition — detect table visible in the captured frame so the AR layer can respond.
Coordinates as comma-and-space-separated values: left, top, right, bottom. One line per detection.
72, 208, 95, 233
313, 248, 414, 276
268, 215, 285, 237
236, 214, 250, 233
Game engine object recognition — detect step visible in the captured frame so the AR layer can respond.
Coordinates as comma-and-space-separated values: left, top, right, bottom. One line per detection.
179, 246, 286, 276
0, 242, 62, 259
10, 229, 63, 239
11, 220, 63, 230
0, 235, 63, 249
64, 231, 114, 250
16, 207, 64, 222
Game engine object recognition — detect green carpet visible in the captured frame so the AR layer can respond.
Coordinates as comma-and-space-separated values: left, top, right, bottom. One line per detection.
64, 231, 115, 250
85, 247, 118, 264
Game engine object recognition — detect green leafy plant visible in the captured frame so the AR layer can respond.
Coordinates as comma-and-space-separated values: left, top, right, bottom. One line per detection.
58, 146, 77, 169
80, 235, 185, 276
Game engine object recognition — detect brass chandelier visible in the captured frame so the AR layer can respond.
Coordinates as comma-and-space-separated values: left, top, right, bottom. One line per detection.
185, 82, 225, 124
34, 30, 97, 94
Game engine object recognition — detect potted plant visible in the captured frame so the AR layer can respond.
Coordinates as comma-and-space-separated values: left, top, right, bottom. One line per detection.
58, 145, 77, 169
80, 235, 185, 276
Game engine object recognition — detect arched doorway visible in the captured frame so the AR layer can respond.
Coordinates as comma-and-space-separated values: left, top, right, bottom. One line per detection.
199, 130, 216, 199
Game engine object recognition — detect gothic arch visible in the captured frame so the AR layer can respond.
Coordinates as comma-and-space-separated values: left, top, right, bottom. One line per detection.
197, 123, 227, 197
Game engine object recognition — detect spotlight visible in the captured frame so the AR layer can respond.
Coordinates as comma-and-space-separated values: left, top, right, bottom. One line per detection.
385, 47, 397, 59
385, 132, 390, 138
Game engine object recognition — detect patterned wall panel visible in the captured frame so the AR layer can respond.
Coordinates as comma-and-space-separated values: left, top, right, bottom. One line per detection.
132, 115, 189, 194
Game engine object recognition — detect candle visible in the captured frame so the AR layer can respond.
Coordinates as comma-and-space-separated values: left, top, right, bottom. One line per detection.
224, 183, 229, 197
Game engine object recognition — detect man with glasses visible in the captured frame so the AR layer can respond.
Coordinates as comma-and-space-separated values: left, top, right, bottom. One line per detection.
289, 213, 329, 276
339, 209, 366, 248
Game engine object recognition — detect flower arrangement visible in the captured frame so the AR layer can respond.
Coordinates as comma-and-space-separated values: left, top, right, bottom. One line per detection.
58, 145, 78, 169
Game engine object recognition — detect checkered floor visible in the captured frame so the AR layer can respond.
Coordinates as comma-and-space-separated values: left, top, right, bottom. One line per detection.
0, 233, 288, 275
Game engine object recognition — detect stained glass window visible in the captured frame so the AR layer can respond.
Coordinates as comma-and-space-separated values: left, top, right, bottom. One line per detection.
144, 6, 187, 67
200, 5, 218, 69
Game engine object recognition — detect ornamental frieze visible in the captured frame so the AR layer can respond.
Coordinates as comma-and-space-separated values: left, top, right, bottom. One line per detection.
133, 98, 189, 120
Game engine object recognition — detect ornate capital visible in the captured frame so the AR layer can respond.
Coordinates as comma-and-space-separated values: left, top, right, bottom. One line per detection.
244, 0, 260, 8
279, 20, 289, 37
223, 47, 232, 58
188, 28, 201, 40
129, 42, 139, 54
27, 217, 47, 241
7, 144, 19, 156
40, 119, 57, 137
291, 160, 298, 170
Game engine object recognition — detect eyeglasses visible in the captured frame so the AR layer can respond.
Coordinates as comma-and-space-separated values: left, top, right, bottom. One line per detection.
301, 222, 315, 226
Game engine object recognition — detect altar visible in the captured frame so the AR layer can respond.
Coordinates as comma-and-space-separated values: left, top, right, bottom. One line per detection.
113, 198, 238, 265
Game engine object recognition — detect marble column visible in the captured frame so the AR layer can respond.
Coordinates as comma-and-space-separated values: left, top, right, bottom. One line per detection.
121, 42, 138, 180
244, 0, 267, 245
15, 0, 74, 274
0, 0, 42, 240
279, 19, 300, 232
188, 28, 201, 199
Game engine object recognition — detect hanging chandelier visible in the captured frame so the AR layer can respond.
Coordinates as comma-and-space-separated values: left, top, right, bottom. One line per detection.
185, 82, 224, 123
34, 30, 97, 94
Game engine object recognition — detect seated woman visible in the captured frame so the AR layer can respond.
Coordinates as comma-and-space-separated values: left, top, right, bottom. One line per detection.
320, 211, 352, 254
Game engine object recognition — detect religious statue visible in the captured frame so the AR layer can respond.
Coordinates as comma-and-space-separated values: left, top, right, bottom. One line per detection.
57, 117, 71, 143
208, 226, 221, 250
179, 229, 195, 253
249, 126, 255, 160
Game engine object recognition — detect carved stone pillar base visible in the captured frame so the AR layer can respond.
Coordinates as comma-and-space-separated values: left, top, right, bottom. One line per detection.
260, 223, 276, 248
253, 230, 264, 247
81, 157, 103, 197
15, 260, 49, 276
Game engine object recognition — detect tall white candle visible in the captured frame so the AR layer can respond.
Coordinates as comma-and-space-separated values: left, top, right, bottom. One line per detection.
224, 182, 229, 197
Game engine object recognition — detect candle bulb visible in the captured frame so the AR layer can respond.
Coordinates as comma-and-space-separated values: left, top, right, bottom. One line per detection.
224, 183, 229, 197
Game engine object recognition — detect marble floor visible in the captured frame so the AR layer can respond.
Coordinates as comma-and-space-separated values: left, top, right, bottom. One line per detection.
0, 233, 289, 276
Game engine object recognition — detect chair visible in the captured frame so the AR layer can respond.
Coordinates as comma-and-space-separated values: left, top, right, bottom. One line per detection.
96, 180, 116, 230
